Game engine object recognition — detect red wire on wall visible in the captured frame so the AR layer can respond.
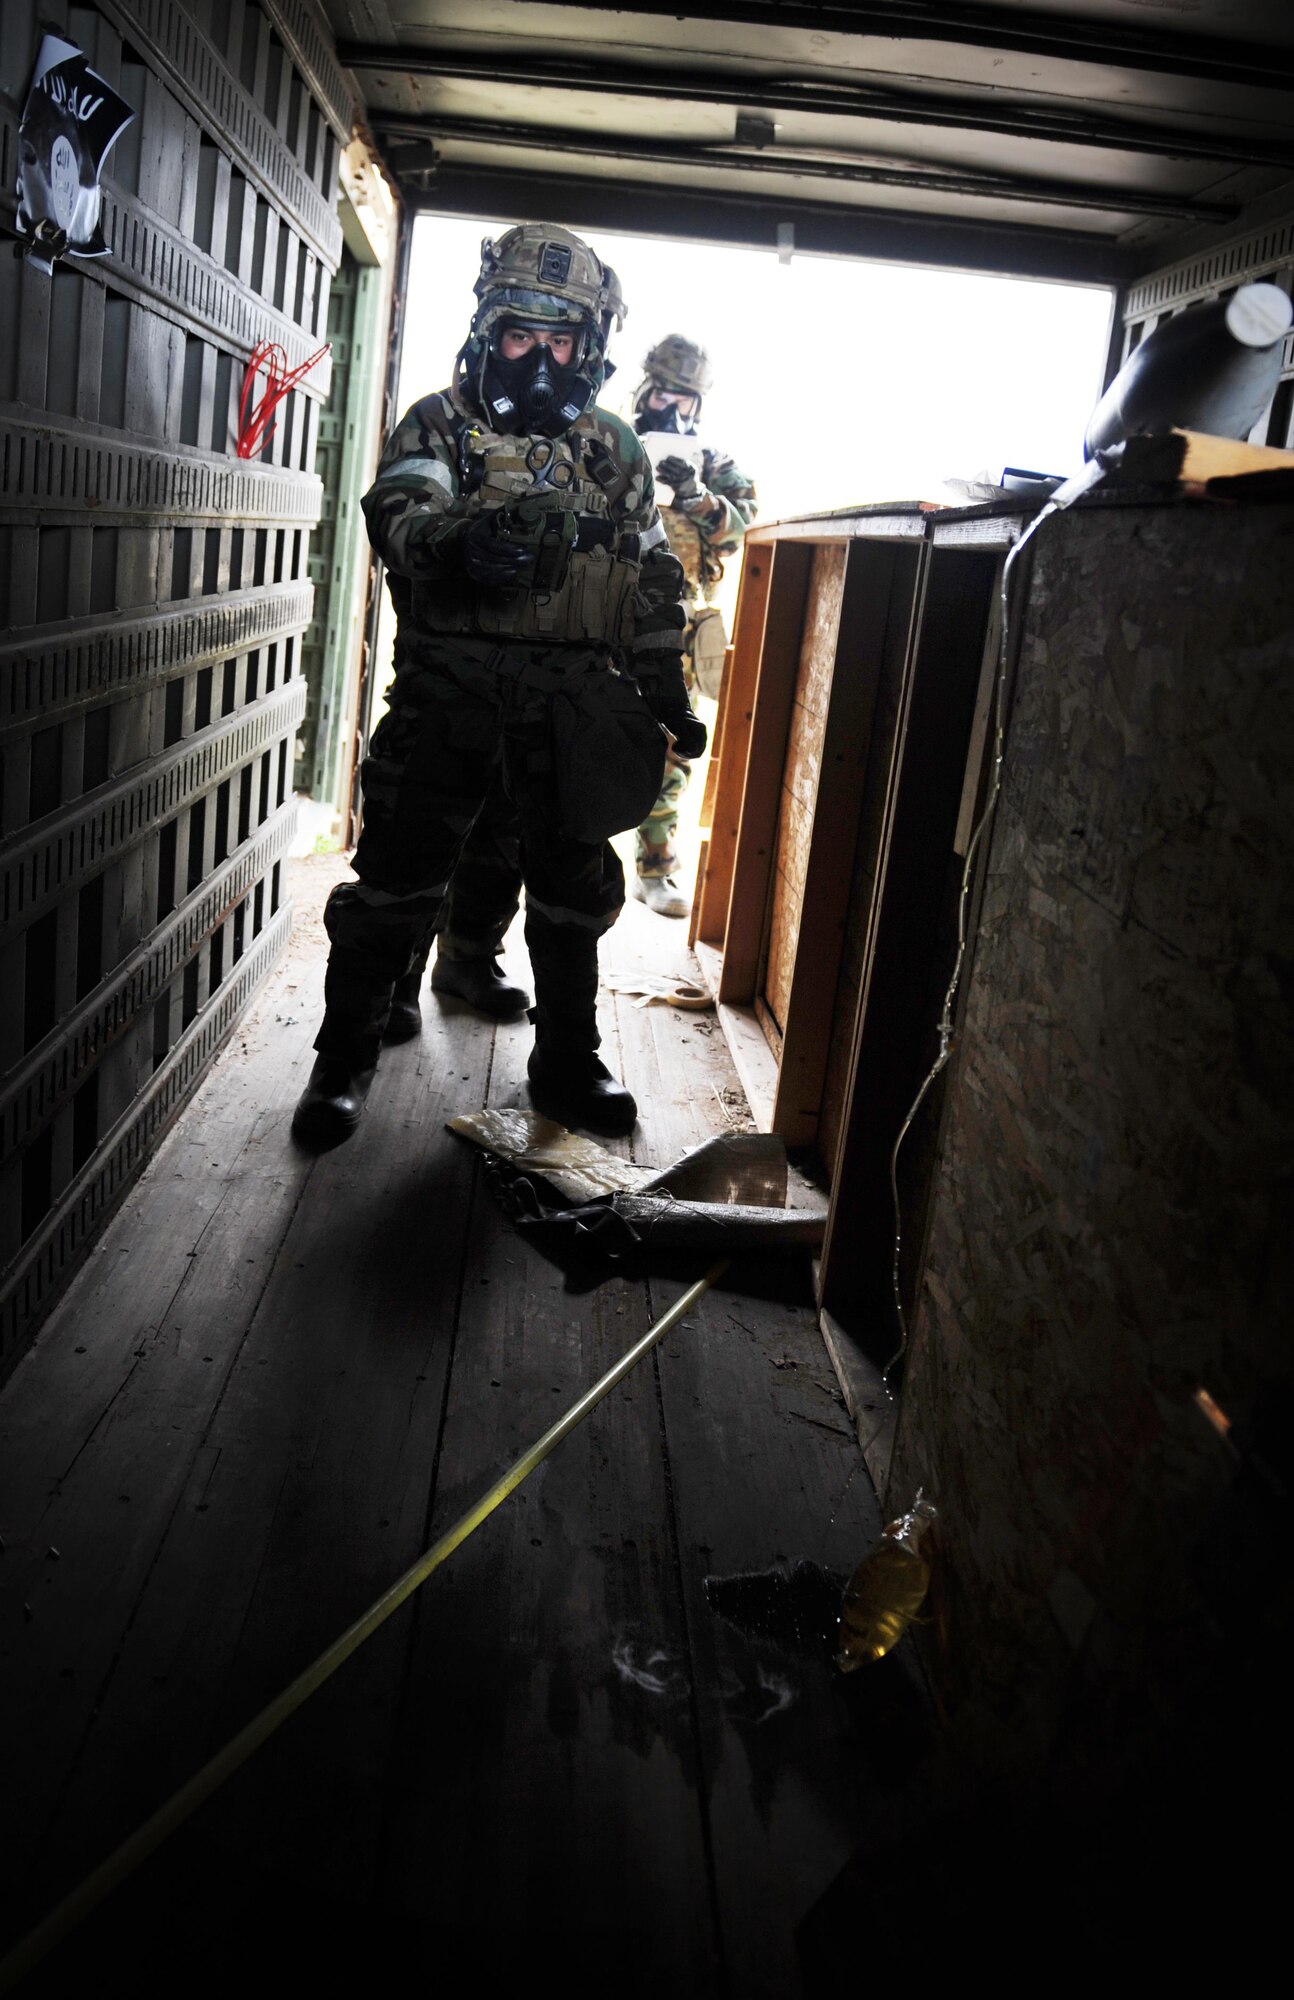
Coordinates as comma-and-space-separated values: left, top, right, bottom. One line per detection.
236, 341, 330, 458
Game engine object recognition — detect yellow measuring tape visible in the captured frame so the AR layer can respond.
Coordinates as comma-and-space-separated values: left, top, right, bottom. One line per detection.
0, 1262, 728, 1992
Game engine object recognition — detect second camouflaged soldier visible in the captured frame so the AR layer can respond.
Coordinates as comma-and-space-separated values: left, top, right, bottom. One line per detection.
630, 335, 757, 916
292, 224, 704, 1144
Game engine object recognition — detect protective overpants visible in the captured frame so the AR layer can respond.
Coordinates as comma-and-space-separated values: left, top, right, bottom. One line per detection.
402, 776, 522, 991
437, 779, 523, 959
316, 639, 626, 1071
420, 629, 698, 933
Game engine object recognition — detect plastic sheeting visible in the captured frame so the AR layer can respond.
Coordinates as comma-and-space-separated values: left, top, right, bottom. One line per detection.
448, 1114, 826, 1264
640, 1131, 788, 1207
445, 1109, 649, 1203
518, 1193, 826, 1262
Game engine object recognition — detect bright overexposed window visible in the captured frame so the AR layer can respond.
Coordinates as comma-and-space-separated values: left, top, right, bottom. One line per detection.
367, 213, 1113, 725
396, 213, 1114, 518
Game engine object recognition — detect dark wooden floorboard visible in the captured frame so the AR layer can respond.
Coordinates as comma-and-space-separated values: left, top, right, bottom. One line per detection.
1, 979, 321, 1893
379, 1017, 720, 1985
610, 920, 900, 1998
1, 856, 907, 1993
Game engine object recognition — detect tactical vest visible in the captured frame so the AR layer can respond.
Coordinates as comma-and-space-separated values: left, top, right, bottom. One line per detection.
409, 415, 644, 645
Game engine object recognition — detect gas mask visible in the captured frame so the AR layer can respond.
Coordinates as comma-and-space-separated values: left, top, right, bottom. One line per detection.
480, 322, 590, 436
633, 388, 700, 437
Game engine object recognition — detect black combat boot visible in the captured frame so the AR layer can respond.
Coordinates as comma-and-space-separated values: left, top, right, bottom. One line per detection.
527, 1043, 637, 1135
292, 1052, 376, 1148
526, 1012, 636, 1136
524, 913, 635, 1133
431, 950, 531, 1018
384, 969, 424, 1042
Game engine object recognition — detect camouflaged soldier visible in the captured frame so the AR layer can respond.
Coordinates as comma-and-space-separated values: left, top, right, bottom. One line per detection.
630, 333, 757, 916
388, 329, 758, 1027
292, 224, 703, 1145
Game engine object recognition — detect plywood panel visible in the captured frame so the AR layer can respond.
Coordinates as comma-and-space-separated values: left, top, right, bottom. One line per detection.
889, 497, 1294, 1785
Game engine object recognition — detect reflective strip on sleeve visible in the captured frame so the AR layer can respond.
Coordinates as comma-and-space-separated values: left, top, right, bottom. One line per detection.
639, 517, 669, 551
383, 456, 455, 494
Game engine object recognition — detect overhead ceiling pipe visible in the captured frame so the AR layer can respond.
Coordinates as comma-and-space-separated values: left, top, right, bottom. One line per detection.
338, 42, 1294, 172
372, 111, 1239, 225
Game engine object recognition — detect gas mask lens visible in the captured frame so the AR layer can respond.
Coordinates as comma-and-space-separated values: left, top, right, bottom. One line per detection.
490, 320, 585, 367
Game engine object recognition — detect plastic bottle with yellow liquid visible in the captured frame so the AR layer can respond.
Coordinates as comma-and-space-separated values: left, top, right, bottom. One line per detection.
835, 1492, 937, 1670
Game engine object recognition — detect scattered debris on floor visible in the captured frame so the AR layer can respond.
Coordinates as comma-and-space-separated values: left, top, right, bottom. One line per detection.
449, 1116, 827, 1264
601, 970, 713, 1010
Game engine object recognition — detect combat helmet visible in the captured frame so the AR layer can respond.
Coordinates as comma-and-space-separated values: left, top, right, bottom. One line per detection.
456, 222, 626, 436
634, 333, 713, 433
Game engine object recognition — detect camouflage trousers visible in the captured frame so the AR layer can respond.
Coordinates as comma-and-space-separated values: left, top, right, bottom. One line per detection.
637, 626, 701, 877
634, 746, 692, 879
317, 637, 629, 1067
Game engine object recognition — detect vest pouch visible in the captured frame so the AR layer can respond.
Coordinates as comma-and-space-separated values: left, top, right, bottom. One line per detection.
689, 604, 727, 701
549, 669, 667, 843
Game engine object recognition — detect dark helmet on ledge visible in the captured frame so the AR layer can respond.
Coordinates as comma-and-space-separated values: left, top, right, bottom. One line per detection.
455, 223, 626, 436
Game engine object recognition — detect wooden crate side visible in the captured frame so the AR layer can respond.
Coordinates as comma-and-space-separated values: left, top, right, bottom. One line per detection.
762, 544, 847, 1036
818, 545, 998, 1347
717, 541, 813, 1003
771, 540, 913, 1149
694, 549, 772, 945
815, 542, 926, 1183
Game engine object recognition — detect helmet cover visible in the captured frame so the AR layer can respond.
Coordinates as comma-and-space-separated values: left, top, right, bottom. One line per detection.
457, 223, 627, 433
643, 333, 713, 397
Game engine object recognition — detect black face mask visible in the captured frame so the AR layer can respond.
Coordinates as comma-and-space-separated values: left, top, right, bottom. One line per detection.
481, 342, 588, 436
635, 397, 696, 436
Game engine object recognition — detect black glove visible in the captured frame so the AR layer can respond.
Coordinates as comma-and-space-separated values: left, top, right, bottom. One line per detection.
653, 698, 708, 760
655, 454, 701, 503
458, 510, 536, 587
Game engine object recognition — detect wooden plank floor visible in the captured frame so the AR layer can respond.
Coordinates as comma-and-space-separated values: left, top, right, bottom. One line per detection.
0, 854, 928, 1995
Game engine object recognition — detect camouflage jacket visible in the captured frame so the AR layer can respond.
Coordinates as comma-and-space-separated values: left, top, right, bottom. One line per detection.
659, 446, 758, 600
362, 389, 687, 696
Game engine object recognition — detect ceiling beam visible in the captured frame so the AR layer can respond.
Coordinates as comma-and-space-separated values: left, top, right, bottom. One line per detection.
402, 2, 1294, 90
372, 113, 1238, 225
336, 45, 1294, 172
408, 159, 1132, 287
